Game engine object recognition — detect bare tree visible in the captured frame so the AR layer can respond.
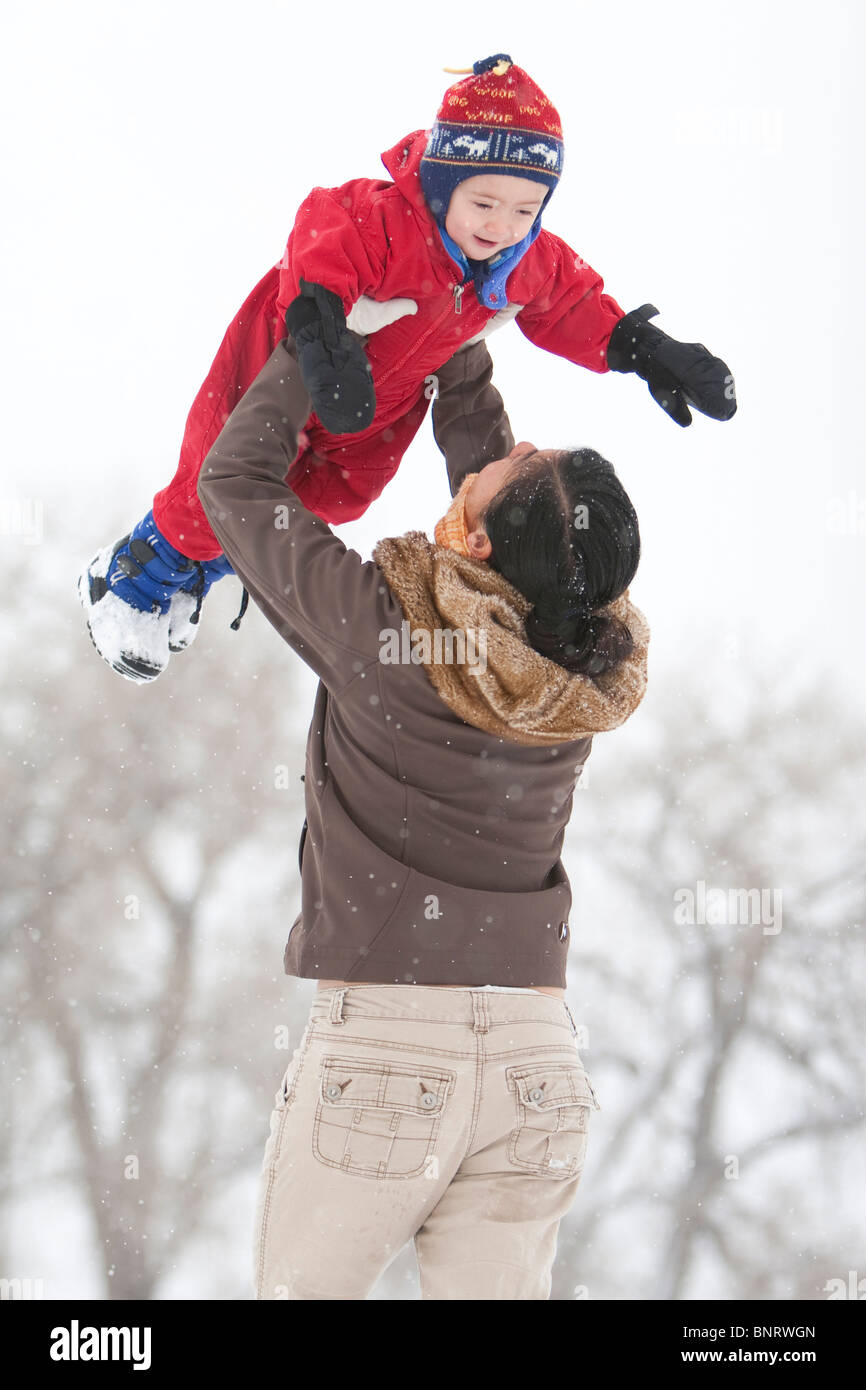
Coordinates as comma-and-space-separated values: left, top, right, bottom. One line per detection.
550, 654, 866, 1300
1, 552, 311, 1297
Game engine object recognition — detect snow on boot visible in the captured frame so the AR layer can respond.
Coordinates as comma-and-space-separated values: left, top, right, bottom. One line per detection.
77, 509, 198, 683
166, 589, 201, 654
167, 552, 241, 652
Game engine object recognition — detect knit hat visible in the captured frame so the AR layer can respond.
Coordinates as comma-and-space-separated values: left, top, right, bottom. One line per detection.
419, 54, 564, 225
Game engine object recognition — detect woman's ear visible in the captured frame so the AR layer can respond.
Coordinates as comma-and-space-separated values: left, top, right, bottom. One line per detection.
465, 529, 492, 561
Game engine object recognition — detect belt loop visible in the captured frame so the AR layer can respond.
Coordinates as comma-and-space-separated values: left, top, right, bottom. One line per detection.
329, 987, 347, 1026
471, 992, 489, 1034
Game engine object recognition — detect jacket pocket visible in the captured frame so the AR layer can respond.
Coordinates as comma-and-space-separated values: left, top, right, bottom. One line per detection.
505, 1062, 600, 1179
298, 818, 308, 875
312, 1055, 456, 1180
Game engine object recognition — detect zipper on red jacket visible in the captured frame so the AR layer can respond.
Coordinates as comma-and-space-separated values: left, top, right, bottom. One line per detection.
375, 276, 479, 388
453, 283, 465, 315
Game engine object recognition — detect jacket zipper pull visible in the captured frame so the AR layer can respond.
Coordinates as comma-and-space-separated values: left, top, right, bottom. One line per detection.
453, 283, 465, 315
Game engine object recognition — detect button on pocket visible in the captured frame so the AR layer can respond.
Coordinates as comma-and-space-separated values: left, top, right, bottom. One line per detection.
505, 1062, 600, 1179
313, 1056, 456, 1180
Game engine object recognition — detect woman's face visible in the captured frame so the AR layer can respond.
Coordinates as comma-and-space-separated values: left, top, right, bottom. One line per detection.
464, 443, 562, 559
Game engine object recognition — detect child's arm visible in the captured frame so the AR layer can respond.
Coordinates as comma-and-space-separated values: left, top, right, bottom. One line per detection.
429, 342, 515, 496
277, 186, 394, 436
514, 235, 625, 374
278, 185, 390, 317
516, 232, 736, 426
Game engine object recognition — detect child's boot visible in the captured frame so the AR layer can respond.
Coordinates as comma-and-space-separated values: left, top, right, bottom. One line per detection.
77, 510, 236, 683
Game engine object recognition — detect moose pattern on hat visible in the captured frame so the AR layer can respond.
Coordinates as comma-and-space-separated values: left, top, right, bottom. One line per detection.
422, 123, 564, 180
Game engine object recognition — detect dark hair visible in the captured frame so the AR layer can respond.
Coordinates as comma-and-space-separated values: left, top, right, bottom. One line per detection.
481, 448, 640, 677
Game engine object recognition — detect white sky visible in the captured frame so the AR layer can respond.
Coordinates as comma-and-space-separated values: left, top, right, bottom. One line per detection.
1, 0, 863, 700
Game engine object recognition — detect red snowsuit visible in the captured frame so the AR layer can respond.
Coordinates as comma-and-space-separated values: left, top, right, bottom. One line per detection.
152, 127, 625, 559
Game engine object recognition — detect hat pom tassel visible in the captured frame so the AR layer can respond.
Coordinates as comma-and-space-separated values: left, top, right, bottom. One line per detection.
443, 54, 513, 77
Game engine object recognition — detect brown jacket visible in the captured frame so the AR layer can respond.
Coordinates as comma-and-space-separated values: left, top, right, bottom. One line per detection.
197, 337, 649, 986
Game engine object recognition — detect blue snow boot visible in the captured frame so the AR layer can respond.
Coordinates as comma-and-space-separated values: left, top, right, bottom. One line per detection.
77, 509, 247, 683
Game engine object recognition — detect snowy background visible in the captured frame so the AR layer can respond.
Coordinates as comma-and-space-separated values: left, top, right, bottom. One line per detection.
1, 0, 864, 1299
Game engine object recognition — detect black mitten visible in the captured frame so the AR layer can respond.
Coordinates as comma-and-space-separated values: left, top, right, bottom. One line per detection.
606, 304, 736, 428
284, 277, 376, 434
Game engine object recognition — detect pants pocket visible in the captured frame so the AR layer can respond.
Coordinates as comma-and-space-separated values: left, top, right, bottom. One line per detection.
505, 1061, 601, 1179
273, 1024, 312, 1113
312, 1054, 456, 1180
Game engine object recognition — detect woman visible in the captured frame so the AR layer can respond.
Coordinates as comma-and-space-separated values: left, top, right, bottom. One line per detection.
197, 329, 649, 1301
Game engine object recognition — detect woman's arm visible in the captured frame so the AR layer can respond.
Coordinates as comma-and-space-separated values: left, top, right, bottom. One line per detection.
196, 334, 518, 686
429, 341, 516, 497
196, 337, 402, 691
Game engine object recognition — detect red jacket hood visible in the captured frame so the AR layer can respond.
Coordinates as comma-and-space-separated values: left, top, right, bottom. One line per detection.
380, 128, 440, 225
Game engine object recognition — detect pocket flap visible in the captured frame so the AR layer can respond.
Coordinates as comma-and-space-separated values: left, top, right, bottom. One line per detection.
509, 1064, 600, 1112
319, 1057, 454, 1116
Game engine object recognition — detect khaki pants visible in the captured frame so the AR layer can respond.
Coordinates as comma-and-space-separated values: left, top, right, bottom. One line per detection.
252, 985, 601, 1300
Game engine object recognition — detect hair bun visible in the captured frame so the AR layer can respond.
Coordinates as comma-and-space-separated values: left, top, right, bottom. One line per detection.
582, 613, 633, 676
533, 592, 590, 637
527, 604, 633, 677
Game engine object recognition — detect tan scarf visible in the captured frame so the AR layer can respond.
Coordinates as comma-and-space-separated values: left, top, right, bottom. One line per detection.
372, 530, 650, 746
